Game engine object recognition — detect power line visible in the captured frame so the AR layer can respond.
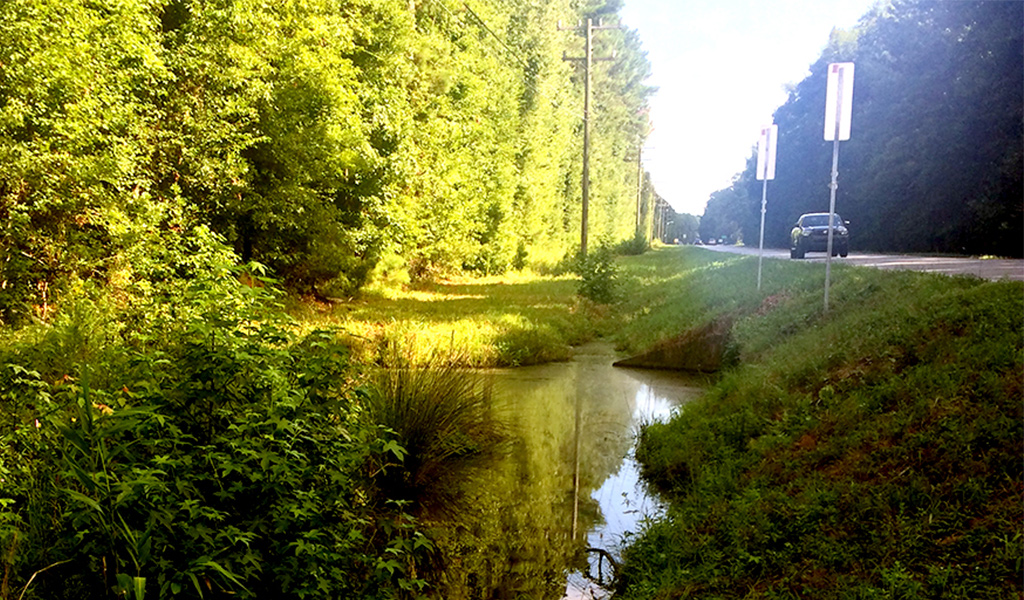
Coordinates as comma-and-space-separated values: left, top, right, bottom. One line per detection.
461, 1, 535, 74
423, 0, 537, 77
419, 0, 581, 127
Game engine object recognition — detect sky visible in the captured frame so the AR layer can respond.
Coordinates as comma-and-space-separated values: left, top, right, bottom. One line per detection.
618, 0, 879, 216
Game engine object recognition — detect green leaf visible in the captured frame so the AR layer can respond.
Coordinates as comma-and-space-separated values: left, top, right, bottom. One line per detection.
382, 439, 407, 461
64, 489, 102, 513
133, 576, 146, 600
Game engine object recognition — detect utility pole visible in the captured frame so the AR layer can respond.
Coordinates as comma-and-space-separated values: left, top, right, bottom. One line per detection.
635, 146, 643, 235
624, 143, 646, 238
654, 196, 668, 242
653, 197, 660, 242
561, 18, 617, 256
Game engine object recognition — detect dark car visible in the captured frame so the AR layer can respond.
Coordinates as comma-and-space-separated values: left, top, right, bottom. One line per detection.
790, 212, 849, 259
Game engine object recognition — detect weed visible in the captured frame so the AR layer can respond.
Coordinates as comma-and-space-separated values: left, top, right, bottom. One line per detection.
575, 245, 620, 304
0, 276, 434, 599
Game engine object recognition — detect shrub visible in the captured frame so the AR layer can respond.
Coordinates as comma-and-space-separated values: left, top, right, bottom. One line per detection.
0, 278, 433, 599
615, 230, 649, 256
575, 245, 619, 304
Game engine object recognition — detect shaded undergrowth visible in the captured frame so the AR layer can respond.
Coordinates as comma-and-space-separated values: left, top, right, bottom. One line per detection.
0, 267, 508, 599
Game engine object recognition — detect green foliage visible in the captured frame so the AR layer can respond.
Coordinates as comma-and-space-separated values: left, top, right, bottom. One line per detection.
0, 281, 436, 599
0, 0, 656, 322
493, 321, 570, 367
700, 179, 751, 244
615, 230, 650, 256
358, 362, 507, 521
575, 245, 619, 304
300, 270, 583, 369
610, 247, 1024, 599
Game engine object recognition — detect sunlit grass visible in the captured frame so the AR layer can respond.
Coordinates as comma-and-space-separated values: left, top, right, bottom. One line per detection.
291, 269, 592, 367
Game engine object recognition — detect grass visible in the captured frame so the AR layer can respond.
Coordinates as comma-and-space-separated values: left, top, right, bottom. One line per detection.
360, 362, 508, 519
291, 269, 600, 367
604, 249, 1024, 599
291, 246, 765, 367
289, 246, 1022, 597
7, 244, 1016, 597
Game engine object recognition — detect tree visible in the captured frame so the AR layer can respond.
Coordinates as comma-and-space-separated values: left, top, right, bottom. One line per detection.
707, 0, 1023, 257
0, 0, 656, 322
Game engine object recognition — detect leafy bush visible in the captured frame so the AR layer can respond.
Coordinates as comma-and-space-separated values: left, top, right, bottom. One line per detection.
0, 278, 433, 599
615, 230, 649, 256
575, 245, 620, 304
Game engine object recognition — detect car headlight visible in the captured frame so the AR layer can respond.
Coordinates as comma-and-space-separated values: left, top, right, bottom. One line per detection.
801, 230, 812, 236
837, 227, 848, 235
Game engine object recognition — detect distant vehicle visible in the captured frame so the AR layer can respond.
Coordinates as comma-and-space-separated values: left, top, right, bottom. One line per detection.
790, 212, 849, 259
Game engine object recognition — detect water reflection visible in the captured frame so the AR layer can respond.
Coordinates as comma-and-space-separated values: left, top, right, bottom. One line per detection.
447, 343, 706, 599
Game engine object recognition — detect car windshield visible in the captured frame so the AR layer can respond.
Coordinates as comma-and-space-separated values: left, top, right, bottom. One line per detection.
803, 214, 842, 227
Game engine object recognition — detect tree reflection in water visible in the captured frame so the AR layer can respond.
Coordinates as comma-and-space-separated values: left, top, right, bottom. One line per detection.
426, 343, 706, 599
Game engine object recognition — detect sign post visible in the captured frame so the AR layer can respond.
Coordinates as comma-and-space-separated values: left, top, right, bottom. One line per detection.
823, 62, 854, 312
755, 124, 777, 291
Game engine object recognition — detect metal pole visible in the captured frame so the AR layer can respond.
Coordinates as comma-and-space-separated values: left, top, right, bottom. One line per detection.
824, 68, 844, 313
757, 177, 768, 291
580, 18, 592, 257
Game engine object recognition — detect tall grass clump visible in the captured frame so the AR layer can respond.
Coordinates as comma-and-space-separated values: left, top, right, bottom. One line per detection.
356, 356, 514, 598
612, 248, 1024, 599
359, 356, 507, 518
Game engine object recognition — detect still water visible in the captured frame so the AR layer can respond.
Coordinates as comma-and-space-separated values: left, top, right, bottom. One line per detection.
463, 342, 707, 599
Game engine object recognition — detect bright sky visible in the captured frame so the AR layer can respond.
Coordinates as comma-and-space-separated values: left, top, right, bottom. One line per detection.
619, 0, 878, 216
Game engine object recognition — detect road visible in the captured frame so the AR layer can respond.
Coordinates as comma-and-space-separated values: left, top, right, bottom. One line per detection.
695, 244, 1024, 282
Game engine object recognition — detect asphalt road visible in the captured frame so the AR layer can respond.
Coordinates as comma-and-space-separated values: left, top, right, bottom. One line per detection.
694, 244, 1024, 282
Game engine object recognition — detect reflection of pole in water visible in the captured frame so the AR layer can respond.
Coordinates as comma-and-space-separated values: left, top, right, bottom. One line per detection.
571, 376, 582, 540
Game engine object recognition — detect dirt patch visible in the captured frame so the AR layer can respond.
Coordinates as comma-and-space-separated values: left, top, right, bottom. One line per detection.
756, 292, 790, 315
613, 318, 733, 372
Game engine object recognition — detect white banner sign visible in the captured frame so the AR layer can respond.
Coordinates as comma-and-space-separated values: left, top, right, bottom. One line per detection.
824, 62, 855, 141
756, 124, 777, 180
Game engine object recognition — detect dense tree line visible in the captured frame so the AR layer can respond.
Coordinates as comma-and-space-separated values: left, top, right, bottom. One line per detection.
0, 0, 654, 324
701, 0, 1022, 257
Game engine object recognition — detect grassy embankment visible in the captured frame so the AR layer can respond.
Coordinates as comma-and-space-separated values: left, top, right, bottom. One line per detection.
611, 248, 1022, 599
308, 245, 1022, 598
